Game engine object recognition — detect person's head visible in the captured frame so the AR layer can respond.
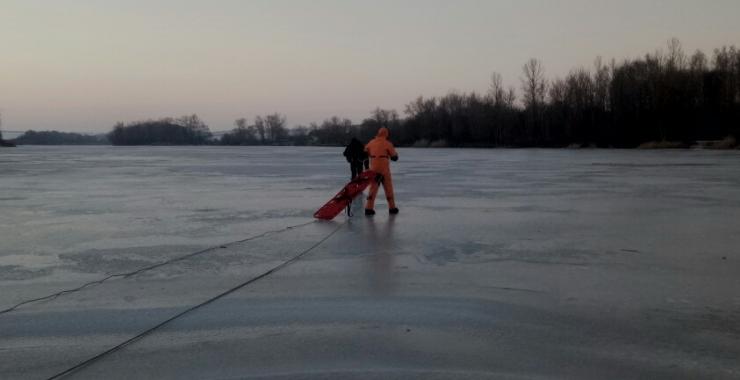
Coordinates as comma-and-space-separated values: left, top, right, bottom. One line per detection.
377, 127, 389, 139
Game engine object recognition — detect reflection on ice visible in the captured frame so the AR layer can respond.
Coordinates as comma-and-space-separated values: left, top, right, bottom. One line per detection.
365, 216, 397, 295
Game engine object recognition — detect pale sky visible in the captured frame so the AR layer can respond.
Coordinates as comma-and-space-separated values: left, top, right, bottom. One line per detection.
1, 0, 739, 133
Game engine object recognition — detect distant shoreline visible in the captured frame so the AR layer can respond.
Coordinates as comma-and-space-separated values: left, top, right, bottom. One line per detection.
7, 141, 739, 150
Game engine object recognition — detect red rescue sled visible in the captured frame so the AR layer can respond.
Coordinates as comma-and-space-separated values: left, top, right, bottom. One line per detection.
314, 170, 377, 220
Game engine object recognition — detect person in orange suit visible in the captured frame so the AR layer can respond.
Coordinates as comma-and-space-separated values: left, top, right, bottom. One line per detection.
364, 127, 399, 216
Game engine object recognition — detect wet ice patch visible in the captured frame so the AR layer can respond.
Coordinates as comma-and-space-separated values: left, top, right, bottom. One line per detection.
417, 240, 597, 266
0, 252, 56, 281
417, 241, 504, 265
0, 265, 53, 281
59, 245, 205, 274
0, 254, 59, 269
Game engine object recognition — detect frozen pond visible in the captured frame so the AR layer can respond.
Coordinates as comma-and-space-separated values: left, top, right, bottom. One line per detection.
1, 146, 740, 379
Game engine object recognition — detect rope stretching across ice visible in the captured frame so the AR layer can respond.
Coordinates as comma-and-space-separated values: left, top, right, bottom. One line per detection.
0, 220, 317, 315
46, 220, 346, 380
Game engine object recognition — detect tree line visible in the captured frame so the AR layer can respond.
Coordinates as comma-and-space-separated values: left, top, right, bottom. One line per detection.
14, 130, 108, 145
108, 114, 212, 145
218, 39, 740, 148
82, 39, 740, 148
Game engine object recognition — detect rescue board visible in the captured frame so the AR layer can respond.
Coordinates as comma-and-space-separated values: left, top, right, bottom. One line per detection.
314, 170, 377, 220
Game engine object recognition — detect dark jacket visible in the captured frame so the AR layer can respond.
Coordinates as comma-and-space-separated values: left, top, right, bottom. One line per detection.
343, 138, 368, 164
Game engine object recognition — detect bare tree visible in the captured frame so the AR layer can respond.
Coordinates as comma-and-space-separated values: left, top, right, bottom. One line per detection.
175, 114, 211, 139
235, 117, 247, 130
316, 116, 353, 145
487, 72, 517, 108
521, 58, 547, 110
593, 57, 611, 111
549, 78, 567, 105
505, 87, 517, 107
221, 117, 257, 145
254, 116, 266, 143
690, 49, 707, 72
666, 37, 686, 70
488, 72, 506, 106
265, 113, 288, 143
370, 108, 399, 128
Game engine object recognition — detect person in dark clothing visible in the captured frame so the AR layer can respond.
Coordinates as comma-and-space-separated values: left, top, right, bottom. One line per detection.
343, 137, 369, 179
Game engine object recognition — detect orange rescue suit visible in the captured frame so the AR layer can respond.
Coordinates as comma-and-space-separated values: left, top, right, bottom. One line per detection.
365, 128, 398, 210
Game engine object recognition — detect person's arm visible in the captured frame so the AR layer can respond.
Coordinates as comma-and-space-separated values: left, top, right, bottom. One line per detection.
343, 146, 351, 162
388, 144, 399, 162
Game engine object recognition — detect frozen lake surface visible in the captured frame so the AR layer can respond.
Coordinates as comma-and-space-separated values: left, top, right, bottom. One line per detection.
1, 146, 739, 379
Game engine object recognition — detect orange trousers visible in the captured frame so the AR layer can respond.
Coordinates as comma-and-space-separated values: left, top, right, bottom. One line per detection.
366, 167, 395, 210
